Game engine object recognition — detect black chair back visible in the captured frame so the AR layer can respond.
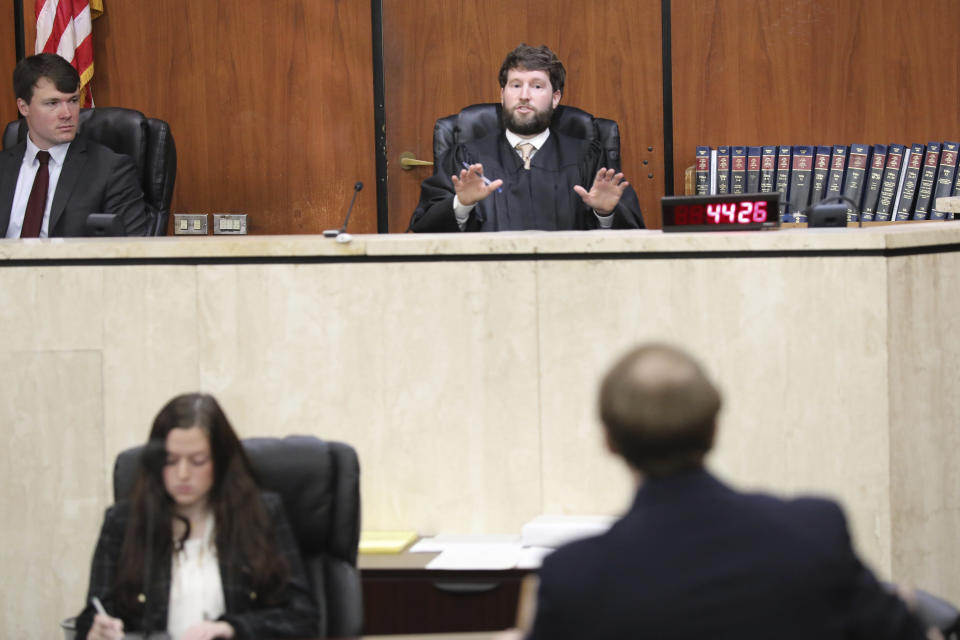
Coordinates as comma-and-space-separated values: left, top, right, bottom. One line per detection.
3, 107, 176, 236
432, 103, 622, 172
113, 435, 363, 638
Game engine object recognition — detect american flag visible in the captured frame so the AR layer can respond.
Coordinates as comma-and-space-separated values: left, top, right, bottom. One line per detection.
34, 0, 104, 107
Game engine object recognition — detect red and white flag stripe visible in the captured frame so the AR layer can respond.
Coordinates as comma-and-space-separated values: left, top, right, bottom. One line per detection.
34, 0, 103, 107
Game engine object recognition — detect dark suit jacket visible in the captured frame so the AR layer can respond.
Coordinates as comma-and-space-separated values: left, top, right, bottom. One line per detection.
0, 136, 148, 237
74, 492, 318, 640
409, 128, 644, 232
528, 469, 926, 640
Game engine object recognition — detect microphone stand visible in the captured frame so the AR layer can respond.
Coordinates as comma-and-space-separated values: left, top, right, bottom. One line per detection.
323, 181, 364, 243
140, 439, 166, 638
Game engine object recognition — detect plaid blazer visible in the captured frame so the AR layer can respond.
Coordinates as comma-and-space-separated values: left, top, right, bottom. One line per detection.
74, 491, 318, 639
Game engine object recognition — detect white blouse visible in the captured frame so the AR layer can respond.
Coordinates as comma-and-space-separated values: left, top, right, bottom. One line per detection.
166, 512, 226, 639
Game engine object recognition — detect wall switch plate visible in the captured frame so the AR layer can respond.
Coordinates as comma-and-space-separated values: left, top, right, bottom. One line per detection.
173, 214, 209, 235
212, 214, 248, 235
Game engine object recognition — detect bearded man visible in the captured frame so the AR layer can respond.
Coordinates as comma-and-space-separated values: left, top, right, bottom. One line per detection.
409, 44, 644, 232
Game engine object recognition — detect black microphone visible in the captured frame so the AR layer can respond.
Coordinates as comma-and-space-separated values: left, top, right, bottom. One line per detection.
323, 181, 363, 242
139, 439, 166, 638
140, 439, 167, 475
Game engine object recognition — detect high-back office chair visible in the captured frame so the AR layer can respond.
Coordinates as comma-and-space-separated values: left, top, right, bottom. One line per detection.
111, 435, 363, 638
3, 107, 176, 236
432, 103, 623, 172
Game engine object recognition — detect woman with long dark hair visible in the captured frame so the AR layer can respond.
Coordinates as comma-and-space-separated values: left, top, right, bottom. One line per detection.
75, 394, 317, 640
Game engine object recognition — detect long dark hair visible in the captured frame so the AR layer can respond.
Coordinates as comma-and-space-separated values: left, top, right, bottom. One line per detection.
114, 393, 289, 615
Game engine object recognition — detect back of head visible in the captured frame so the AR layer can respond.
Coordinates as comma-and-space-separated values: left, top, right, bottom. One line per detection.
599, 344, 721, 476
498, 43, 566, 95
13, 53, 79, 103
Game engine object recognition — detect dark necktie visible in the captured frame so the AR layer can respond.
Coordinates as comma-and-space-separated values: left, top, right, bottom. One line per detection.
21, 150, 51, 238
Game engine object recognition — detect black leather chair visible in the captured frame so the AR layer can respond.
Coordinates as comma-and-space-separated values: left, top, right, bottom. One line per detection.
432, 102, 623, 172
3, 107, 176, 236
112, 435, 363, 638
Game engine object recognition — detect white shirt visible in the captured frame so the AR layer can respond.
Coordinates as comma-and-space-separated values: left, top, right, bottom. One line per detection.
453, 128, 614, 230
167, 511, 226, 640
5, 136, 71, 239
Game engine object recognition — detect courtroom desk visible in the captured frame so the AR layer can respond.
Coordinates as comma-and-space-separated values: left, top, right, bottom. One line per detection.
4, 224, 960, 639
360, 551, 529, 634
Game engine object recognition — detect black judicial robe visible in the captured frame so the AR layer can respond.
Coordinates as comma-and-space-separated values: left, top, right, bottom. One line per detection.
409, 128, 644, 232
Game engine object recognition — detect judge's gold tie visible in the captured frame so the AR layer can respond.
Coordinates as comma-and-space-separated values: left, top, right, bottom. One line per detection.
516, 142, 535, 170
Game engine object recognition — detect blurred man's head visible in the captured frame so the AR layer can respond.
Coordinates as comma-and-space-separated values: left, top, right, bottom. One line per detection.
13, 53, 80, 149
599, 344, 721, 477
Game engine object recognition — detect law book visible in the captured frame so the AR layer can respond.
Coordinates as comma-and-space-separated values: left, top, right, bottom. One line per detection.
913, 142, 941, 220
759, 146, 777, 193
716, 146, 731, 194
930, 142, 959, 220
746, 146, 762, 193
775, 145, 792, 218
825, 145, 848, 202
954, 155, 960, 197
860, 144, 887, 221
787, 146, 814, 221
810, 146, 832, 206
842, 143, 869, 221
875, 144, 905, 221
695, 146, 711, 195
894, 144, 925, 220
730, 146, 747, 194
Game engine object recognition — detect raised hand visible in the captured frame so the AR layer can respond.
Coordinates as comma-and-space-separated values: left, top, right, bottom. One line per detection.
452, 163, 503, 206
573, 168, 629, 215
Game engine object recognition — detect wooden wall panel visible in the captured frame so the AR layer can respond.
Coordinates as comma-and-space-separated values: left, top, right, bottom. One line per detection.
382, 0, 664, 231
671, 0, 960, 192
0, 6, 17, 126
22, 0, 377, 235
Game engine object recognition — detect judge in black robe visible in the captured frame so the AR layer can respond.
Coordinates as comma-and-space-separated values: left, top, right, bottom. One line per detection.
409, 128, 644, 232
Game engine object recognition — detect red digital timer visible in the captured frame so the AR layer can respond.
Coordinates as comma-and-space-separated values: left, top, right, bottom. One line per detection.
660, 193, 781, 232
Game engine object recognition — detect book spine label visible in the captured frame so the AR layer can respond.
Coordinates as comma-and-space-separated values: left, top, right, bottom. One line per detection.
914, 143, 941, 220
894, 144, 924, 220
695, 146, 711, 195
746, 147, 762, 193
716, 146, 731, 194
810, 147, 831, 205
775, 146, 792, 216
825, 146, 847, 199
860, 145, 887, 220
730, 146, 747, 194
931, 142, 959, 219
842, 144, 869, 221
788, 146, 813, 221
875, 144, 905, 221
759, 146, 777, 193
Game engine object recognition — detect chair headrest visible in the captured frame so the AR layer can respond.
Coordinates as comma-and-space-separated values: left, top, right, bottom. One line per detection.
433, 103, 604, 166
113, 435, 360, 562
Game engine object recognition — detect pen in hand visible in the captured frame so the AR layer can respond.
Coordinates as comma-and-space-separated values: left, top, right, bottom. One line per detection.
92, 596, 108, 617
461, 162, 503, 193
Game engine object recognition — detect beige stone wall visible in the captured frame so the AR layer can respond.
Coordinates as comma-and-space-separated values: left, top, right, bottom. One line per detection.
1, 226, 958, 636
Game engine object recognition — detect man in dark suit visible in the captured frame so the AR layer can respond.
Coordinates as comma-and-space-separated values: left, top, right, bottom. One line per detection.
524, 343, 928, 640
409, 44, 643, 232
1, 53, 148, 238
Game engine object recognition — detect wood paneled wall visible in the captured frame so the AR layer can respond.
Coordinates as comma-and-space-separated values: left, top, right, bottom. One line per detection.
381, 0, 665, 232
671, 0, 960, 193
1, 6, 18, 124
9, 2, 960, 230
22, 0, 378, 235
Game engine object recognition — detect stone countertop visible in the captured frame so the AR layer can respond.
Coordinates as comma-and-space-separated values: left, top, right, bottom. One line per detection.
2, 221, 959, 262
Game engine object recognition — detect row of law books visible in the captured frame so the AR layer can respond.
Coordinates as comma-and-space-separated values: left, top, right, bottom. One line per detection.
694, 143, 960, 222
